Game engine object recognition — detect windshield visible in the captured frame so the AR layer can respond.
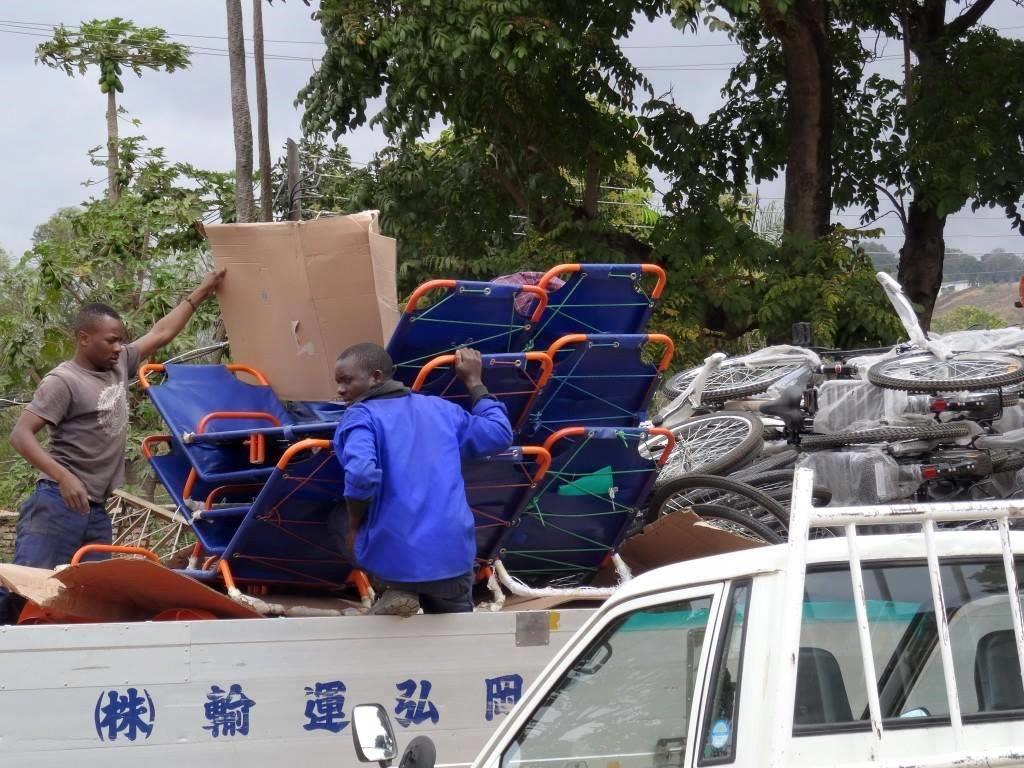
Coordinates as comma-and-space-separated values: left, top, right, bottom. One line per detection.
501, 597, 714, 768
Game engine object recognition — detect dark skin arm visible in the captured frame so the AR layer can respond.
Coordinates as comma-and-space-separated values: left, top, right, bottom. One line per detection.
344, 348, 485, 551
9, 411, 90, 514
133, 268, 225, 360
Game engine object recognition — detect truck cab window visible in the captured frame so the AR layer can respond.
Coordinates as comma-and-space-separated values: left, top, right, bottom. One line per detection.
501, 597, 714, 768
795, 559, 1024, 733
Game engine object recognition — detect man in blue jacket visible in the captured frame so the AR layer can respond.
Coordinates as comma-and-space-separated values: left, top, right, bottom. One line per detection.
332, 343, 513, 616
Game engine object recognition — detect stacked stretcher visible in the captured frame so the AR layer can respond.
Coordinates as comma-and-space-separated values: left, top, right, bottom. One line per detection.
140, 263, 675, 600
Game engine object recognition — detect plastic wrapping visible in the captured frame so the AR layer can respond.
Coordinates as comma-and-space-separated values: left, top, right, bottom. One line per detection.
740, 344, 822, 369
877, 271, 952, 360
932, 326, 1024, 355
994, 403, 1024, 433
812, 379, 937, 433
976, 427, 1024, 451
797, 449, 921, 506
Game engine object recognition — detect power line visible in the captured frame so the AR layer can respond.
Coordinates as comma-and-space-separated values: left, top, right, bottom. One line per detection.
2, 16, 1019, 56
0, 23, 320, 63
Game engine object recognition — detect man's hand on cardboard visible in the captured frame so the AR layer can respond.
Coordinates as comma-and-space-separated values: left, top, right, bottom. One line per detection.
454, 348, 483, 389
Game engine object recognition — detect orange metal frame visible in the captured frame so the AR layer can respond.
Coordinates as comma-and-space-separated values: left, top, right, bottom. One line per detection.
546, 333, 675, 372
194, 411, 283, 465
404, 279, 549, 323
519, 445, 552, 484
537, 263, 668, 300
141, 434, 171, 459
138, 362, 271, 390
70, 544, 162, 566
543, 426, 676, 466
410, 351, 555, 392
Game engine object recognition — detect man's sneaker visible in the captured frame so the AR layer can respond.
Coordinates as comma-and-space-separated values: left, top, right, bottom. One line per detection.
368, 589, 420, 617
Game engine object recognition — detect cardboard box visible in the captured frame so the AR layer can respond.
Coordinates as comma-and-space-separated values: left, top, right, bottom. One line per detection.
204, 212, 400, 401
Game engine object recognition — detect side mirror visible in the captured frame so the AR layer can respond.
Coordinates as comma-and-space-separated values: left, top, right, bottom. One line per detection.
352, 704, 399, 766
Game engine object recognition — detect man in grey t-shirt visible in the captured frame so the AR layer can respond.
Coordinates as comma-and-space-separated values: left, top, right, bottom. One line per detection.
2, 270, 223, 621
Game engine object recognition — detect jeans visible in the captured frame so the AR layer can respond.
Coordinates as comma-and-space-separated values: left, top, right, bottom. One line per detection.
0, 481, 111, 623
385, 571, 475, 614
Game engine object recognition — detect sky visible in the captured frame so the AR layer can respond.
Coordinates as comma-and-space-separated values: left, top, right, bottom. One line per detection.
0, 2, 1021, 265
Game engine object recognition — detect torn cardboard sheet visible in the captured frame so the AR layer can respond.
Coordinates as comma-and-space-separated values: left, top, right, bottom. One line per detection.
204, 211, 400, 402
593, 509, 764, 587
0, 560, 261, 622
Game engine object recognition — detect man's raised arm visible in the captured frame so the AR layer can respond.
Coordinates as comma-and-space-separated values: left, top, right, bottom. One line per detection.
133, 268, 225, 361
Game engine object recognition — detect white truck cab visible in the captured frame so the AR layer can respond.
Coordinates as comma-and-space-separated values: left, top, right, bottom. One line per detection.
353, 469, 1024, 768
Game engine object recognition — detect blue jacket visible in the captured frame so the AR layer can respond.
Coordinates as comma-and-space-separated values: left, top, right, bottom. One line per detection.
333, 391, 513, 583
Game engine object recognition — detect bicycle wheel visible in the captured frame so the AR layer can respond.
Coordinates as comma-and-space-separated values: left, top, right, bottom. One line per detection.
800, 422, 970, 451
868, 352, 1024, 393
662, 356, 809, 403
651, 413, 764, 484
650, 474, 790, 535
687, 504, 784, 545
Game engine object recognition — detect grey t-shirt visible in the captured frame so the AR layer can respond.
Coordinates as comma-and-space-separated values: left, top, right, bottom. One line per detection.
26, 344, 142, 503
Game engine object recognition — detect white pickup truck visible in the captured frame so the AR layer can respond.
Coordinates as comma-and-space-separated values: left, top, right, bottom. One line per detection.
350, 468, 1024, 768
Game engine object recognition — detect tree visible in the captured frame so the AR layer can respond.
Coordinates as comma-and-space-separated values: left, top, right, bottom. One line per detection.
226, 0, 256, 222
666, 0, 852, 241
943, 249, 982, 285
31, 207, 82, 248
857, 240, 898, 274
853, 4, 1024, 328
979, 249, 1024, 284
35, 19, 189, 201
253, 0, 273, 222
298, 0, 661, 257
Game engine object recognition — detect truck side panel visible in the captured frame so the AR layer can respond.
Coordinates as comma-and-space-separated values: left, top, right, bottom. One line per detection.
0, 610, 593, 766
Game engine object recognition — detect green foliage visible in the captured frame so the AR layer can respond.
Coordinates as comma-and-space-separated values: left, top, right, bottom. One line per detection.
299, 0, 661, 233
35, 18, 190, 96
932, 306, 1008, 334
649, 207, 901, 362
853, 28, 1024, 234
0, 409, 35, 515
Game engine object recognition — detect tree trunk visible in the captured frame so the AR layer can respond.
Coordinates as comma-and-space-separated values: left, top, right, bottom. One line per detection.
253, 0, 273, 222
226, 0, 256, 223
767, 0, 833, 240
106, 89, 120, 201
898, 197, 947, 331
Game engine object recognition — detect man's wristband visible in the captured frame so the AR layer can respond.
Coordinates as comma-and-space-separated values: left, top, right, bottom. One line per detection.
468, 383, 492, 406
184, 296, 198, 312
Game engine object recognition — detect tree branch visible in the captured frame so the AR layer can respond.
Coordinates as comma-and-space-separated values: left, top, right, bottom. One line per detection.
946, 0, 997, 39
875, 183, 908, 229
483, 167, 529, 216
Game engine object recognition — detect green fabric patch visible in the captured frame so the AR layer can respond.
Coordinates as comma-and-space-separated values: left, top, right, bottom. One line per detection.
557, 465, 614, 497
